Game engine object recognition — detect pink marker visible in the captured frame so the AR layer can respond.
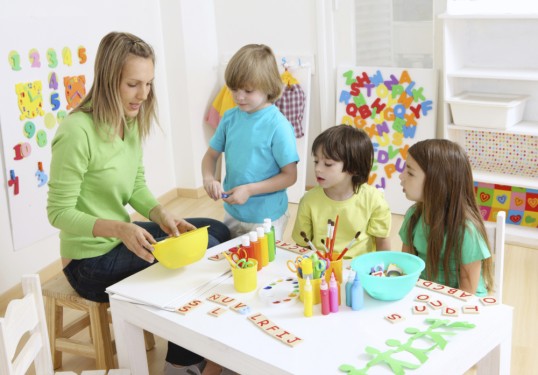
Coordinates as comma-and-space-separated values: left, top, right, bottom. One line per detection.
320, 278, 330, 315
329, 272, 339, 313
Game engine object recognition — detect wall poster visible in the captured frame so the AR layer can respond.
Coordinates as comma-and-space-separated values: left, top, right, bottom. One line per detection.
1, 43, 92, 250
335, 66, 437, 214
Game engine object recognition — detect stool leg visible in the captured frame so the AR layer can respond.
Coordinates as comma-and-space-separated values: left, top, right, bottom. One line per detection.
88, 302, 115, 369
143, 330, 155, 351
45, 296, 63, 369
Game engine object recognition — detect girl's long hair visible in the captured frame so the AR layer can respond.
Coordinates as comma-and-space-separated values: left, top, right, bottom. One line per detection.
75, 31, 158, 140
406, 139, 494, 292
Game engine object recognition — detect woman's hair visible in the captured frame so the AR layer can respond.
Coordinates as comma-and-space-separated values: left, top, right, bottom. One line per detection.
75, 31, 158, 140
405, 139, 494, 292
225, 44, 282, 103
311, 124, 374, 193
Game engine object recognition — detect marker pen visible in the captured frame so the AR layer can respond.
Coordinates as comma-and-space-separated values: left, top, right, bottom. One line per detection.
301, 258, 313, 281
351, 272, 364, 311
329, 272, 339, 313
241, 234, 253, 260
263, 219, 276, 262
345, 271, 355, 307
256, 227, 269, 267
320, 278, 330, 315
249, 231, 262, 271
304, 277, 313, 317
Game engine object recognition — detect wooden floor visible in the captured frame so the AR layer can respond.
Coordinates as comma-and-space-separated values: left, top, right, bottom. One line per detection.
15, 195, 538, 374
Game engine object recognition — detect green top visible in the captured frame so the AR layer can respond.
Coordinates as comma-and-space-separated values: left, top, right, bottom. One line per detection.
292, 185, 391, 258
47, 111, 159, 259
399, 206, 491, 296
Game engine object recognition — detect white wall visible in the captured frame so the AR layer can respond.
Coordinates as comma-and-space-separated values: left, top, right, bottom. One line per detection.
0, 0, 446, 294
213, 0, 322, 186
160, 0, 219, 188
0, 0, 176, 294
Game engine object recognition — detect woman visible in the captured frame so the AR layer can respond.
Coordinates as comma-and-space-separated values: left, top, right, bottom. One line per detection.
47, 31, 231, 375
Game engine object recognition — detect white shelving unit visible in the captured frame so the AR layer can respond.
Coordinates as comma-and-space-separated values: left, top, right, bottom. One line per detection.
440, 12, 538, 247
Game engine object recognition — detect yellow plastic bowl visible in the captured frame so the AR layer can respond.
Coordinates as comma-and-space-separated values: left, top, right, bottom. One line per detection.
152, 226, 209, 269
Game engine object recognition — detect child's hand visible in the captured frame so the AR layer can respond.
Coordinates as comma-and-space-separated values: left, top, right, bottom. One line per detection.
223, 185, 250, 205
203, 179, 224, 201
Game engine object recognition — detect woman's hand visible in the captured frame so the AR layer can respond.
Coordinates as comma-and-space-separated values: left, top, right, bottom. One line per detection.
93, 219, 157, 263
149, 205, 196, 236
116, 222, 157, 263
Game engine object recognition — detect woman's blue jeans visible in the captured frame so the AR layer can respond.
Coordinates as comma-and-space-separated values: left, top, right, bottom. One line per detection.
63, 217, 231, 366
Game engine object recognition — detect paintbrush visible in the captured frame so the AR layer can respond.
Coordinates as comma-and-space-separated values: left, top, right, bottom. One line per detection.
336, 231, 361, 260
320, 238, 330, 255
300, 231, 320, 254
330, 215, 339, 253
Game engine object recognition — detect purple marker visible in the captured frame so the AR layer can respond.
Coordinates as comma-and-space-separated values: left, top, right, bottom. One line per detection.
221, 193, 229, 198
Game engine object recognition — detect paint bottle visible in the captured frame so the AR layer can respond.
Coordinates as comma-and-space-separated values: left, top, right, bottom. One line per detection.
241, 235, 253, 260
329, 272, 339, 313
263, 218, 276, 262
351, 272, 364, 311
249, 231, 262, 271
320, 278, 330, 315
345, 271, 355, 307
303, 277, 313, 317
256, 227, 269, 267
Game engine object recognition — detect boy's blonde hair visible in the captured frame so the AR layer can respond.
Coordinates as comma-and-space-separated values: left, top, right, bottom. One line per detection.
225, 44, 283, 103
75, 31, 158, 140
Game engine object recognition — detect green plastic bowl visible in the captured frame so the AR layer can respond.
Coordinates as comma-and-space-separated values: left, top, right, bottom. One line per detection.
351, 251, 425, 301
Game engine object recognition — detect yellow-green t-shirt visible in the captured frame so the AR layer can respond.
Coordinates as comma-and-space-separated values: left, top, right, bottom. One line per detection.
292, 185, 391, 258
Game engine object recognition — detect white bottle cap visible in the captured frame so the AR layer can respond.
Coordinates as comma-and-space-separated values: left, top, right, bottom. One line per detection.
249, 231, 258, 242
264, 218, 272, 225
256, 227, 264, 238
241, 235, 250, 247
263, 222, 271, 233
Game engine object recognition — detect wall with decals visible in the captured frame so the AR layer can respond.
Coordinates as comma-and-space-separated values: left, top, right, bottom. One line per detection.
0, 0, 182, 294
335, 66, 437, 214
1, 42, 93, 250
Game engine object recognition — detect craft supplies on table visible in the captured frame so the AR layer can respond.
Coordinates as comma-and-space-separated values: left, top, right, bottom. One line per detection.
108, 236, 513, 375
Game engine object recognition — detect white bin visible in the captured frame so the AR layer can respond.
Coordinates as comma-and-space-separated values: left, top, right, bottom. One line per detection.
447, 92, 528, 130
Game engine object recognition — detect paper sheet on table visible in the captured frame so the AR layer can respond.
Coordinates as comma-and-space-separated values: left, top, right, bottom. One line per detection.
106, 257, 231, 310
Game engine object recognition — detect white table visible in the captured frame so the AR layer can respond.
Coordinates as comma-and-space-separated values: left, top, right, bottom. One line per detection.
108, 239, 513, 375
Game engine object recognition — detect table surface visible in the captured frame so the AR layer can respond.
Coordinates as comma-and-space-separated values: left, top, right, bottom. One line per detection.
107, 238, 513, 375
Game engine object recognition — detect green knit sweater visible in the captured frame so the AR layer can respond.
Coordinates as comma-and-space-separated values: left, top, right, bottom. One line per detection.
47, 112, 159, 259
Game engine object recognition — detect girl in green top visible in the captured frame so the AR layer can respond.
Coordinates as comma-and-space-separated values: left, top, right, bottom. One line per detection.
398, 139, 494, 296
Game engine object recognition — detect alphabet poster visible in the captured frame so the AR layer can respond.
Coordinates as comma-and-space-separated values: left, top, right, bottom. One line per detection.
335, 66, 437, 214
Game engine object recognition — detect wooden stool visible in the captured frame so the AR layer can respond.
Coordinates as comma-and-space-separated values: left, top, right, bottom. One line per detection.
42, 274, 155, 369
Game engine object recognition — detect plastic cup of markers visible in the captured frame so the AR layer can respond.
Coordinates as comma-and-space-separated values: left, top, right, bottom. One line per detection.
298, 276, 321, 305
232, 260, 258, 293
325, 252, 343, 284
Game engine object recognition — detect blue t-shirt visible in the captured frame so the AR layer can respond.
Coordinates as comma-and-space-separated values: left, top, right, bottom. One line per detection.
209, 105, 299, 223
399, 206, 491, 296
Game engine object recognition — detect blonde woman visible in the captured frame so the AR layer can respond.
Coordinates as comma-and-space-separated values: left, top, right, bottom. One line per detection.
47, 31, 231, 375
